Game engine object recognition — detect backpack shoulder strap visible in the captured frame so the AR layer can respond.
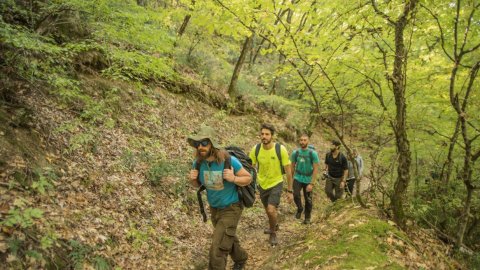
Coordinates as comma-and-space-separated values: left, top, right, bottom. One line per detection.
309, 149, 314, 165
255, 144, 261, 161
195, 160, 207, 222
275, 143, 285, 174
294, 149, 299, 162
224, 153, 232, 170
195, 160, 202, 182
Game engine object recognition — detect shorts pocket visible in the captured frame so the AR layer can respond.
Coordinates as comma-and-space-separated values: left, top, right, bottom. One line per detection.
218, 227, 236, 251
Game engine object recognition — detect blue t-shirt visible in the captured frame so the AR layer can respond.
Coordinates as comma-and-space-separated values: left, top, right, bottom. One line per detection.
193, 156, 242, 208
290, 149, 320, 184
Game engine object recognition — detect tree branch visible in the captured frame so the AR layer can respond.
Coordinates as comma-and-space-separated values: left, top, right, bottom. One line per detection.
459, 3, 479, 54
370, 0, 395, 25
420, 3, 454, 62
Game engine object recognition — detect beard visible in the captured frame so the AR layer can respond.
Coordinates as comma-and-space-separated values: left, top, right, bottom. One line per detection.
330, 147, 337, 153
197, 148, 212, 161
300, 143, 308, 148
262, 138, 272, 145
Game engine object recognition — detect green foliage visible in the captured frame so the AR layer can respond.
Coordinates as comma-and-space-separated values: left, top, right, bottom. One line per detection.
68, 129, 98, 153
67, 240, 112, 270
69, 240, 92, 270
93, 256, 111, 270
158, 235, 174, 248
103, 49, 176, 82
147, 160, 189, 187
31, 168, 57, 195
126, 224, 149, 250
120, 149, 136, 172
1, 199, 44, 228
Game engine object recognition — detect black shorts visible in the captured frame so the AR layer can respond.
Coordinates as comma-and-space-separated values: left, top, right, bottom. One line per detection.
258, 182, 283, 208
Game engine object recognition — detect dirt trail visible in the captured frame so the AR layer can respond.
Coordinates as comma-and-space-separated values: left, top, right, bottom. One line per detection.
232, 180, 372, 269
196, 137, 372, 269
236, 198, 315, 269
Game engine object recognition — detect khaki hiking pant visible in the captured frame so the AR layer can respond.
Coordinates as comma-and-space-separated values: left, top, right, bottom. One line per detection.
209, 203, 248, 270
325, 176, 344, 202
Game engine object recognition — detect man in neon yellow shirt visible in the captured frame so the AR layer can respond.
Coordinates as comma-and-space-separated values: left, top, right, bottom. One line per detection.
249, 123, 293, 246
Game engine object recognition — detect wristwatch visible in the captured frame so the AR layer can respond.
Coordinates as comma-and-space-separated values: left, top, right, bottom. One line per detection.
287, 190, 293, 193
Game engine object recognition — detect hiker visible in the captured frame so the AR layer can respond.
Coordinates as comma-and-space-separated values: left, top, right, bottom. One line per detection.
290, 134, 320, 224
249, 123, 293, 246
323, 140, 348, 202
187, 125, 251, 270
345, 148, 364, 196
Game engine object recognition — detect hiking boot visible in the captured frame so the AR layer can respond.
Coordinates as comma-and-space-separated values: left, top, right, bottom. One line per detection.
295, 209, 302, 219
269, 232, 278, 246
232, 261, 246, 270
263, 223, 279, 234
303, 218, 311, 225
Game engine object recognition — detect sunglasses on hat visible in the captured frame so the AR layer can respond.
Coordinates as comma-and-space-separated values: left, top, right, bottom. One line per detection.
193, 139, 210, 148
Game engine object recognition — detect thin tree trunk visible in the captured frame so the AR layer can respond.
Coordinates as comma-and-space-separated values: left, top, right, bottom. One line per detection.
454, 61, 479, 248
439, 118, 461, 186
177, 14, 191, 36
371, 0, 418, 229
177, 0, 195, 37
228, 36, 253, 97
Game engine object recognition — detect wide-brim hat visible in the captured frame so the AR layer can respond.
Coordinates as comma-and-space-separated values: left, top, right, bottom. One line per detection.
187, 125, 221, 149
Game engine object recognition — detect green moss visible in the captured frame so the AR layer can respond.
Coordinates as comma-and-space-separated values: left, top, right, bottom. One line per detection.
297, 219, 404, 269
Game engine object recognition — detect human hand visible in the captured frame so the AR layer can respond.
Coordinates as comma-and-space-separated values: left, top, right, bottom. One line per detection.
189, 169, 199, 182
306, 184, 313, 192
287, 192, 293, 203
223, 168, 235, 182
340, 181, 345, 189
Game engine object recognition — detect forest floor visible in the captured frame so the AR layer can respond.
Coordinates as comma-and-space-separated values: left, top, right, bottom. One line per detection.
0, 76, 464, 269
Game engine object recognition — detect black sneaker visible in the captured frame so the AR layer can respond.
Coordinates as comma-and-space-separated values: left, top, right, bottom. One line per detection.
232, 261, 246, 270
295, 210, 302, 219
303, 218, 311, 224
269, 232, 278, 246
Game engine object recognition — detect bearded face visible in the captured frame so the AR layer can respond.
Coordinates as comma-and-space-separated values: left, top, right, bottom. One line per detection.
261, 128, 273, 145
196, 140, 212, 160
330, 144, 339, 152
299, 136, 309, 149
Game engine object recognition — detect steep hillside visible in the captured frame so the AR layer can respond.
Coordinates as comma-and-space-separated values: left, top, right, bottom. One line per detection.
0, 72, 287, 269
1, 1, 476, 269
0, 74, 465, 269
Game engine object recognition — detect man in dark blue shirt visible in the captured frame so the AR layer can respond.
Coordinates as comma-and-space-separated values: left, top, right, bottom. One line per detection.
323, 140, 348, 202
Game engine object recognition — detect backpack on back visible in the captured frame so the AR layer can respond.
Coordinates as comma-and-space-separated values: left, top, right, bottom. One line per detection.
225, 146, 257, 208
196, 146, 257, 222
293, 147, 315, 176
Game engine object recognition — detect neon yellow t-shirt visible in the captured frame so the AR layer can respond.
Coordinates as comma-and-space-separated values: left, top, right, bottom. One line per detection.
249, 143, 291, 189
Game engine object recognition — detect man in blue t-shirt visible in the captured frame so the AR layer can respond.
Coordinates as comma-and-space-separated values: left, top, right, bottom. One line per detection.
290, 134, 320, 224
187, 125, 252, 270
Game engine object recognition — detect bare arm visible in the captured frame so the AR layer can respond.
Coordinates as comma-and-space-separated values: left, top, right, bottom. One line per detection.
223, 167, 252, 186
284, 164, 293, 191
312, 162, 319, 183
342, 169, 348, 182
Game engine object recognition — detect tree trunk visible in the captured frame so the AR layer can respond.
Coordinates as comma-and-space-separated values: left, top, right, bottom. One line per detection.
228, 36, 253, 97
456, 180, 473, 248
388, 0, 418, 230
177, 1, 195, 38
177, 14, 191, 36
439, 117, 460, 186
454, 61, 480, 248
